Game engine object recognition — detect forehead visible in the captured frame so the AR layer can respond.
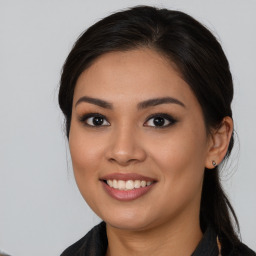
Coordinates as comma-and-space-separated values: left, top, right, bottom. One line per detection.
73, 48, 198, 108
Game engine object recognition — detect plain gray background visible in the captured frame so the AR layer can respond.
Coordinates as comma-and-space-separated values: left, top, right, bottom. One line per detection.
0, 0, 255, 255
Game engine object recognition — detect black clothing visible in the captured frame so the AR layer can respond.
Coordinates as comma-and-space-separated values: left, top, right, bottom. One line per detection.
61, 222, 108, 256
61, 222, 255, 256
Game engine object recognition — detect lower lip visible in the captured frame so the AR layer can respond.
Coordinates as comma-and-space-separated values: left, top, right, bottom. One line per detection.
101, 181, 155, 201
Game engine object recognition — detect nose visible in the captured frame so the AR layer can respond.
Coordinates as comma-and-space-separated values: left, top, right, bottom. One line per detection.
106, 126, 147, 166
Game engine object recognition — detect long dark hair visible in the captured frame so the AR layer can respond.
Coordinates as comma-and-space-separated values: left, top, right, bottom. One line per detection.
59, 5, 240, 252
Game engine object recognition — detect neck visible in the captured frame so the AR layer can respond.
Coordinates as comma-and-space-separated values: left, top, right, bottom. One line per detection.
106, 212, 203, 256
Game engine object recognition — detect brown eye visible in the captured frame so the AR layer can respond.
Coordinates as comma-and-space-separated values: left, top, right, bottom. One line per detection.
86, 116, 109, 126
152, 117, 165, 126
80, 114, 110, 127
91, 117, 104, 126
144, 114, 176, 128
146, 117, 170, 127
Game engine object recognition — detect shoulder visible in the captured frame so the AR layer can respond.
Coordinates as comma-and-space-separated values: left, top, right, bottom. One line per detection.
232, 242, 256, 256
227, 242, 256, 256
60, 222, 107, 256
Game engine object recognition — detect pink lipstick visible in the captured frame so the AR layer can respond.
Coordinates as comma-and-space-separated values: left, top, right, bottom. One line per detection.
100, 173, 156, 201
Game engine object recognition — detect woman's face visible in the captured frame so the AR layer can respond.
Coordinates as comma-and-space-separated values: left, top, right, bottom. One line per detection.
69, 48, 212, 231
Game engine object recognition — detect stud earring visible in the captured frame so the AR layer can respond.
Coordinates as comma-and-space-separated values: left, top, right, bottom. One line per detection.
212, 160, 217, 167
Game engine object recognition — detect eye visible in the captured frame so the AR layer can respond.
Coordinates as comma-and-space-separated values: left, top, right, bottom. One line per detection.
79, 113, 110, 127
144, 113, 176, 128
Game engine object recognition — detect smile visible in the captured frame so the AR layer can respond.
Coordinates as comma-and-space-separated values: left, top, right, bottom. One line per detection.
100, 173, 156, 201
106, 180, 153, 190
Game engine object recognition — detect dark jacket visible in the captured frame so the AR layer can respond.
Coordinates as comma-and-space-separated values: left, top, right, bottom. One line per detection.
61, 222, 255, 256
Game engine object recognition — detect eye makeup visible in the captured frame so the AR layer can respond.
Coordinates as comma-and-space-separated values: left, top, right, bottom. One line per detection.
78, 111, 178, 129
78, 113, 110, 127
144, 113, 177, 128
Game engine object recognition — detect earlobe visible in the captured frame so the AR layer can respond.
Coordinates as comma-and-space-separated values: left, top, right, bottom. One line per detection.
205, 116, 233, 169
212, 160, 217, 168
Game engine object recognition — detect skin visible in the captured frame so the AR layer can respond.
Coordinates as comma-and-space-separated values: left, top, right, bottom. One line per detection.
69, 48, 233, 256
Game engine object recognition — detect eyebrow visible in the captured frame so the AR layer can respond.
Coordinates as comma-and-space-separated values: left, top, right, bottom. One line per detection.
75, 96, 113, 109
137, 97, 185, 109
75, 96, 185, 109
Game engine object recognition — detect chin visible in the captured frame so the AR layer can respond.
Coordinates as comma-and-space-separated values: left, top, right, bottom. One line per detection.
100, 208, 157, 231
106, 218, 152, 231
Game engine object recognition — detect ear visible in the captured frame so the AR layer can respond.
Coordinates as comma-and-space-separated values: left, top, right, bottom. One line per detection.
205, 116, 233, 169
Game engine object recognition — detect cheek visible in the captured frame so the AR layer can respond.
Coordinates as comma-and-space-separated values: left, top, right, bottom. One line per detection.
147, 124, 208, 193
68, 123, 105, 188
70, 116, 104, 159
68, 125, 108, 213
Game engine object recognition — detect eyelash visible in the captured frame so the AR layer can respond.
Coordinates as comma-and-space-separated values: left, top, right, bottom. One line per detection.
78, 112, 177, 128
144, 113, 177, 128
79, 113, 110, 127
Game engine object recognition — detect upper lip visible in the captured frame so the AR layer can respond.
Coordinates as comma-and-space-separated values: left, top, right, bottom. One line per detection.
100, 173, 156, 182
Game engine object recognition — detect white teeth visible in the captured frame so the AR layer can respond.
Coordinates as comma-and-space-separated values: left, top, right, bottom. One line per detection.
106, 179, 153, 190
125, 180, 134, 190
134, 180, 141, 188
141, 181, 146, 187
113, 179, 118, 189
117, 180, 126, 190
107, 180, 113, 187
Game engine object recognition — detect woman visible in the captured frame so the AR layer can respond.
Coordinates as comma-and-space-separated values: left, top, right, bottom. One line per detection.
59, 6, 255, 256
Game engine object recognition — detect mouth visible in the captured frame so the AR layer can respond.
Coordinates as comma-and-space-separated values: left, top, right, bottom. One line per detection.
103, 179, 153, 190
100, 173, 157, 201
